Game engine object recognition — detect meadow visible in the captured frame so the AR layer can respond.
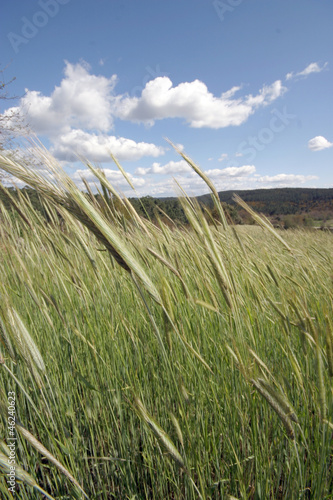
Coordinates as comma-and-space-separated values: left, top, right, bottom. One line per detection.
0, 147, 332, 499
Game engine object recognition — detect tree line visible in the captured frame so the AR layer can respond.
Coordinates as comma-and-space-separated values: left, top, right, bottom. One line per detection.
1, 185, 333, 229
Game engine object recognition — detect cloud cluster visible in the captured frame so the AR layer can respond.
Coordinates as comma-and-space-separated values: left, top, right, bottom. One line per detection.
135, 160, 192, 176
135, 162, 256, 179
51, 129, 164, 162
1, 59, 325, 195
138, 171, 317, 197
17, 61, 117, 134
71, 167, 145, 191
205, 165, 256, 178
2, 60, 292, 164
308, 136, 333, 151
114, 77, 286, 128
3, 61, 288, 141
3, 61, 165, 163
258, 174, 318, 185
93, 162, 315, 197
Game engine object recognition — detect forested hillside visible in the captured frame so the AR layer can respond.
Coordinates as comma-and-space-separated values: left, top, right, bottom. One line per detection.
1, 185, 333, 228
213, 187, 333, 215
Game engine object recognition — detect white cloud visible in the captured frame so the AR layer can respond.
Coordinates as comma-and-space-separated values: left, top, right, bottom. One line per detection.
168, 170, 317, 197
2, 61, 165, 163
15, 61, 118, 134
258, 174, 318, 185
0, 61, 324, 195
71, 167, 146, 190
286, 62, 328, 81
135, 160, 192, 175
135, 162, 256, 179
51, 129, 164, 162
71, 166, 318, 198
205, 165, 256, 178
3, 68, 287, 136
114, 77, 286, 129
131, 163, 257, 197
218, 153, 228, 162
1, 174, 27, 189
160, 168, 257, 196
308, 136, 333, 151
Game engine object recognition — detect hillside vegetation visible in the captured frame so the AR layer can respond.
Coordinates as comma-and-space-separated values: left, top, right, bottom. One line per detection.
2, 185, 332, 229
199, 187, 333, 215
0, 148, 332, 499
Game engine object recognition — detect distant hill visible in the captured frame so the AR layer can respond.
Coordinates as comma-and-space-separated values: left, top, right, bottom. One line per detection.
196, 187, 333, 217
1, 185, 333, 228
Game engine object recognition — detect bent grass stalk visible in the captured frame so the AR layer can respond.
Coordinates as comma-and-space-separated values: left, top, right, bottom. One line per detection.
0, 450, 56, 500
251, 378, 295, 440
134, 397, 203, 499
167, 140, 229, 231
16, 424, 89, 499
232, 194, 293, 253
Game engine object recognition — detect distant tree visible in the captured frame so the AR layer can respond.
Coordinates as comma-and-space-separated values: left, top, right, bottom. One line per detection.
208, 203, 242, 225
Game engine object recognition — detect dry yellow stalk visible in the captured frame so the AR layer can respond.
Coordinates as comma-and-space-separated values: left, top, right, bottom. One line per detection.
251, 378, 295, 440
134, 397, 185, 469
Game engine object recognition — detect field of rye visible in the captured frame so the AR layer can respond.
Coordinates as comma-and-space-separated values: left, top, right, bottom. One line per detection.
0, 146, 332, 499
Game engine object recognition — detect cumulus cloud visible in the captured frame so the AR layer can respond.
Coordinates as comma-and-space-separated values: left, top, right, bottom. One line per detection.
51, 129, 164, 162
308, 136, 333, 151
286, 62, 328, 81
258, 174, 318, 185
138, 171, 317, 197
70, 164, 318, 198
2, 61, 165, 163
135, 160, 192, 176
0, 60, 324, 194
154, 166, 256, 196
16, 61, 118, 134
167, 169, 317, 196
114, 77, 286, 128
71, 167, 146, 191
135, 162, 256, 179
130, 161, 257, 196
205, 165, 256, 178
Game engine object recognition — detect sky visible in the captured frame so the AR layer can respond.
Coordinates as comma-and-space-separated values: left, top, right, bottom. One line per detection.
0, 0, 332, 197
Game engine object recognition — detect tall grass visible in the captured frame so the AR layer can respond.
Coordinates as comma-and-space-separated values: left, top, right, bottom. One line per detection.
0, 147, 332, 499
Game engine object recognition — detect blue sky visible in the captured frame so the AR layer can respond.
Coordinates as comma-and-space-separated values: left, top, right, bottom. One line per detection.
1, 0, 332, 197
